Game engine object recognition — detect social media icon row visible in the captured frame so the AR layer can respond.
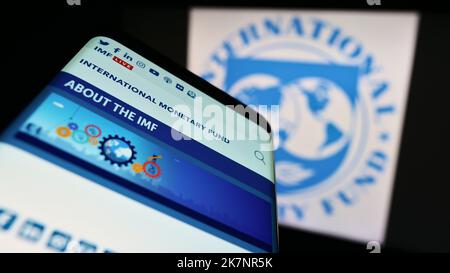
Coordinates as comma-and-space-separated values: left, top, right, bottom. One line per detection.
0, 206, 114, 253
153, 73, 197, 99
98, 39, 197, 100
98, 39, 148, 70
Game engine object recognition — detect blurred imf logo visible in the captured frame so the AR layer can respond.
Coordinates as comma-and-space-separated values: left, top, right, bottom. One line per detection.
200, 15, 394, 222
366, 0, 381, 6
66, 0, 81, 6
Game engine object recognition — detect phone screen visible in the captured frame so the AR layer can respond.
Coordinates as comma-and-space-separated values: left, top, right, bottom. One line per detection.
0, 37, 277, 253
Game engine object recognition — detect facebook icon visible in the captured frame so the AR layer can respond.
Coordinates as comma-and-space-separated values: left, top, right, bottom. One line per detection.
0, 208, 17, 231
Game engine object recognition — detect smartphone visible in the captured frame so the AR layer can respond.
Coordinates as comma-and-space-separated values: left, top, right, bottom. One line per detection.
0, 32, 278, 253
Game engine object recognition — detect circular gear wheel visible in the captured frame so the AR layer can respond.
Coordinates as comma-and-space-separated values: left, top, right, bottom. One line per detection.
98, 135, 137, 167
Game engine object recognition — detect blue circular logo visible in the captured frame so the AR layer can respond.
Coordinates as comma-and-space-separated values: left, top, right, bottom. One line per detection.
200, 18, 377, 196
231, 76, 356, 193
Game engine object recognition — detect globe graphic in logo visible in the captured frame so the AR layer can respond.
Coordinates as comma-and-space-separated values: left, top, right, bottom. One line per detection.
230, 75, 356, 194
99, 135, 136, 166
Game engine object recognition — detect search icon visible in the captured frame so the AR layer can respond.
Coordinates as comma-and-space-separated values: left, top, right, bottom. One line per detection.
254, 150, 265, 165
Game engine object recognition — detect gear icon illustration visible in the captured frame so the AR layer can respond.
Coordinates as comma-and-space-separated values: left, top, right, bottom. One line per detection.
98, 135, 137, 167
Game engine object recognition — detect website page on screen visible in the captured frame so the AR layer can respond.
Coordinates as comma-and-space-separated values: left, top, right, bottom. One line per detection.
0, 37, 277, 253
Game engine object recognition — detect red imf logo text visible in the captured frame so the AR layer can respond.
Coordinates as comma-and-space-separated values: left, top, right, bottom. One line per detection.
113, 56, 134, 70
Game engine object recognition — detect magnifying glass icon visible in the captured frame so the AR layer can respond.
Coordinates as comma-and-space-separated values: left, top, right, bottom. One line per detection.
254, 150, 265, 165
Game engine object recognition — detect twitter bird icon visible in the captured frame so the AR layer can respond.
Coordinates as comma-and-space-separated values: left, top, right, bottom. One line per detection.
99, 39, 109, 46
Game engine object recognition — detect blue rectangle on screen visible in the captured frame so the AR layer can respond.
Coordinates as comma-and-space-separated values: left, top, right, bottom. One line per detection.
16, 91, 273, 248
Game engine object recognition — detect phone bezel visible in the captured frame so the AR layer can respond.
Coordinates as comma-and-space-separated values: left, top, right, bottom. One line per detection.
2, 28, 279, 252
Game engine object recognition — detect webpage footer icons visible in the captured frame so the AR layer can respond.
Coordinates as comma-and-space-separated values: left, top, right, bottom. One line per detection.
0, 205, 114, 253
47, 230, 72, 252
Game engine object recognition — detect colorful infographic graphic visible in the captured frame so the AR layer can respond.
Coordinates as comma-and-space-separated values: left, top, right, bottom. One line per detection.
22, 94, 167, 186
22, 93, 163, 183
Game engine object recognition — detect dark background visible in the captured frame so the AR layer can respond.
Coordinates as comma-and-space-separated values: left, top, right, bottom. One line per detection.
1, 0, 449, 252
